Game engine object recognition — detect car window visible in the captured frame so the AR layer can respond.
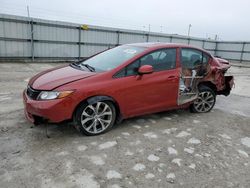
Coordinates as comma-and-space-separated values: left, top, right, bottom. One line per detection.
78, 45, 145, 72
114, 60, 140, 78
181, 48, 209, 69
159, 51, 167, 60
126, 60, 140, 76
114, 48, 176, 78
181, 48, 210, 79
140, 49, 176, 71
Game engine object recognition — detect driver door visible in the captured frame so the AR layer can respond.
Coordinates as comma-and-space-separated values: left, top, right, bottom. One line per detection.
114, 48, 179, 117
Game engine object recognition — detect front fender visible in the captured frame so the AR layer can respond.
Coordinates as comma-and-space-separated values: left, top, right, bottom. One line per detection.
86, 95, 123, 124
87, 95, 116, 105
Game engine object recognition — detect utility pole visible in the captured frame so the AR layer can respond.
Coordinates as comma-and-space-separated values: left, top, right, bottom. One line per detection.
148, 24, 151, 33
27, 5, 34, 61
215, 34, 218, 41
188, 24, 192, 37
27, 5, 30, 18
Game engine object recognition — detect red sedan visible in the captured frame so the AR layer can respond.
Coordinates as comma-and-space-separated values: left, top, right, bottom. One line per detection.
23, 43, 234, 135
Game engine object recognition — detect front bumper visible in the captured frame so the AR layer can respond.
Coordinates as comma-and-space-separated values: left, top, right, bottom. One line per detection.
23, 89, 75, 123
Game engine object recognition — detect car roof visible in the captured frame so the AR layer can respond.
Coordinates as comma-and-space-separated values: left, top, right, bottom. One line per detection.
126, 42, 190, 48
126, 42, 209, 54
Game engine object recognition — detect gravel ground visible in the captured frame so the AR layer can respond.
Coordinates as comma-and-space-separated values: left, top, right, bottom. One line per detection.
0, 63, 250, 188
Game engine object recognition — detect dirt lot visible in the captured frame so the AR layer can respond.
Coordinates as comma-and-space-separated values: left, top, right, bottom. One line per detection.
0, 63, 250, 188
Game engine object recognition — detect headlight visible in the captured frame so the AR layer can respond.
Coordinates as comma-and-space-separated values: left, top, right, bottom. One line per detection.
37, 91, 74, 100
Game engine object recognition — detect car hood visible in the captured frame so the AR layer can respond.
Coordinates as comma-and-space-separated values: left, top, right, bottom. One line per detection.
29, 65, 96, 90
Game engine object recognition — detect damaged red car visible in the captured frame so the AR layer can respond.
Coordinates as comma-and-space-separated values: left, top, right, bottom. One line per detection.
23, 43, 234, 136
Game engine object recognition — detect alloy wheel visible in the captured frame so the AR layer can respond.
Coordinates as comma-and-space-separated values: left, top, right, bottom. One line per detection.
80, 102, 113, 134
193, 91, 215, 112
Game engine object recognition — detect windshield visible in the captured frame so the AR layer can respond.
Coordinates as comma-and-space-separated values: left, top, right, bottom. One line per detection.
79, 45, 145, 72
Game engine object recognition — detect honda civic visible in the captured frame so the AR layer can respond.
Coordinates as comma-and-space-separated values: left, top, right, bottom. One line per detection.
23, 43, 234, 135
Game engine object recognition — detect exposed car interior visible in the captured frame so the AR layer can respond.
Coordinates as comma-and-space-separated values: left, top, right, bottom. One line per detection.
178, 48, 210, 105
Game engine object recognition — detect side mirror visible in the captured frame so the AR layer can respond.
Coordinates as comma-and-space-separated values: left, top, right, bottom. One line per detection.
138, 65, 153, 75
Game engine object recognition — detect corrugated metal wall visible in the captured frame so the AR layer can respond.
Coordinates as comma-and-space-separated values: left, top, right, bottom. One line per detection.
0, 13, 249, 63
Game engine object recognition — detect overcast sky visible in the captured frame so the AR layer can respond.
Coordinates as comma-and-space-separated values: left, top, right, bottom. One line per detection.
1, 0, 250, 41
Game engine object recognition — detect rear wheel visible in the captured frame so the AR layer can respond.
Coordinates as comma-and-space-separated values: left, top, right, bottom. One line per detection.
75, 101, 116, 136
190, 85, 216, 113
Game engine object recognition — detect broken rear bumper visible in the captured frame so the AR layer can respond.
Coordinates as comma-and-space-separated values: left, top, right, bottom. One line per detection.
217, 76, 234, 96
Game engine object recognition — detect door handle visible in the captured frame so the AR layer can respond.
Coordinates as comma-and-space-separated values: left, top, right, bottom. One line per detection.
168, 75, 175, 78
167, 75, 177, 80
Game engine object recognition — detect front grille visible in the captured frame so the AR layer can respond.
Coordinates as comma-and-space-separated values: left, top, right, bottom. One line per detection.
26, 86, 41, 100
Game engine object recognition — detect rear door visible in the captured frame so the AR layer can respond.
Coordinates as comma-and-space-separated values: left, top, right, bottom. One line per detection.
178, 48, 210, 105
114, 48, 179, 116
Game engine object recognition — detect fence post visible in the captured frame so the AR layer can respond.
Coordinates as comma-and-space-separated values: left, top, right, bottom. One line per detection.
30, 20, 34, 61
202, 40, 205, 49
78, 26, 81, 60
214, 41, 218, 57
146, 33, 149, 42
240, 42, 245, 64
170, 36, 173, 43
116, 31, 120, 46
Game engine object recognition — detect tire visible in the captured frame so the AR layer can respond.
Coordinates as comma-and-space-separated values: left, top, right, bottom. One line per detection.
74, 101, 116, 136
190, 85, 216, 113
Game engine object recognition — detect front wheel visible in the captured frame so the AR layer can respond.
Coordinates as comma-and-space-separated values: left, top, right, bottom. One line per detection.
190, 85, 216, 113
75, 101, 116, 136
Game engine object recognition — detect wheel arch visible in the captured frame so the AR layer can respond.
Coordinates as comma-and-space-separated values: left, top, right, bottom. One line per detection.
190, 83, 216, 113
198, 81, 217, 94
72, 95, 122, 124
